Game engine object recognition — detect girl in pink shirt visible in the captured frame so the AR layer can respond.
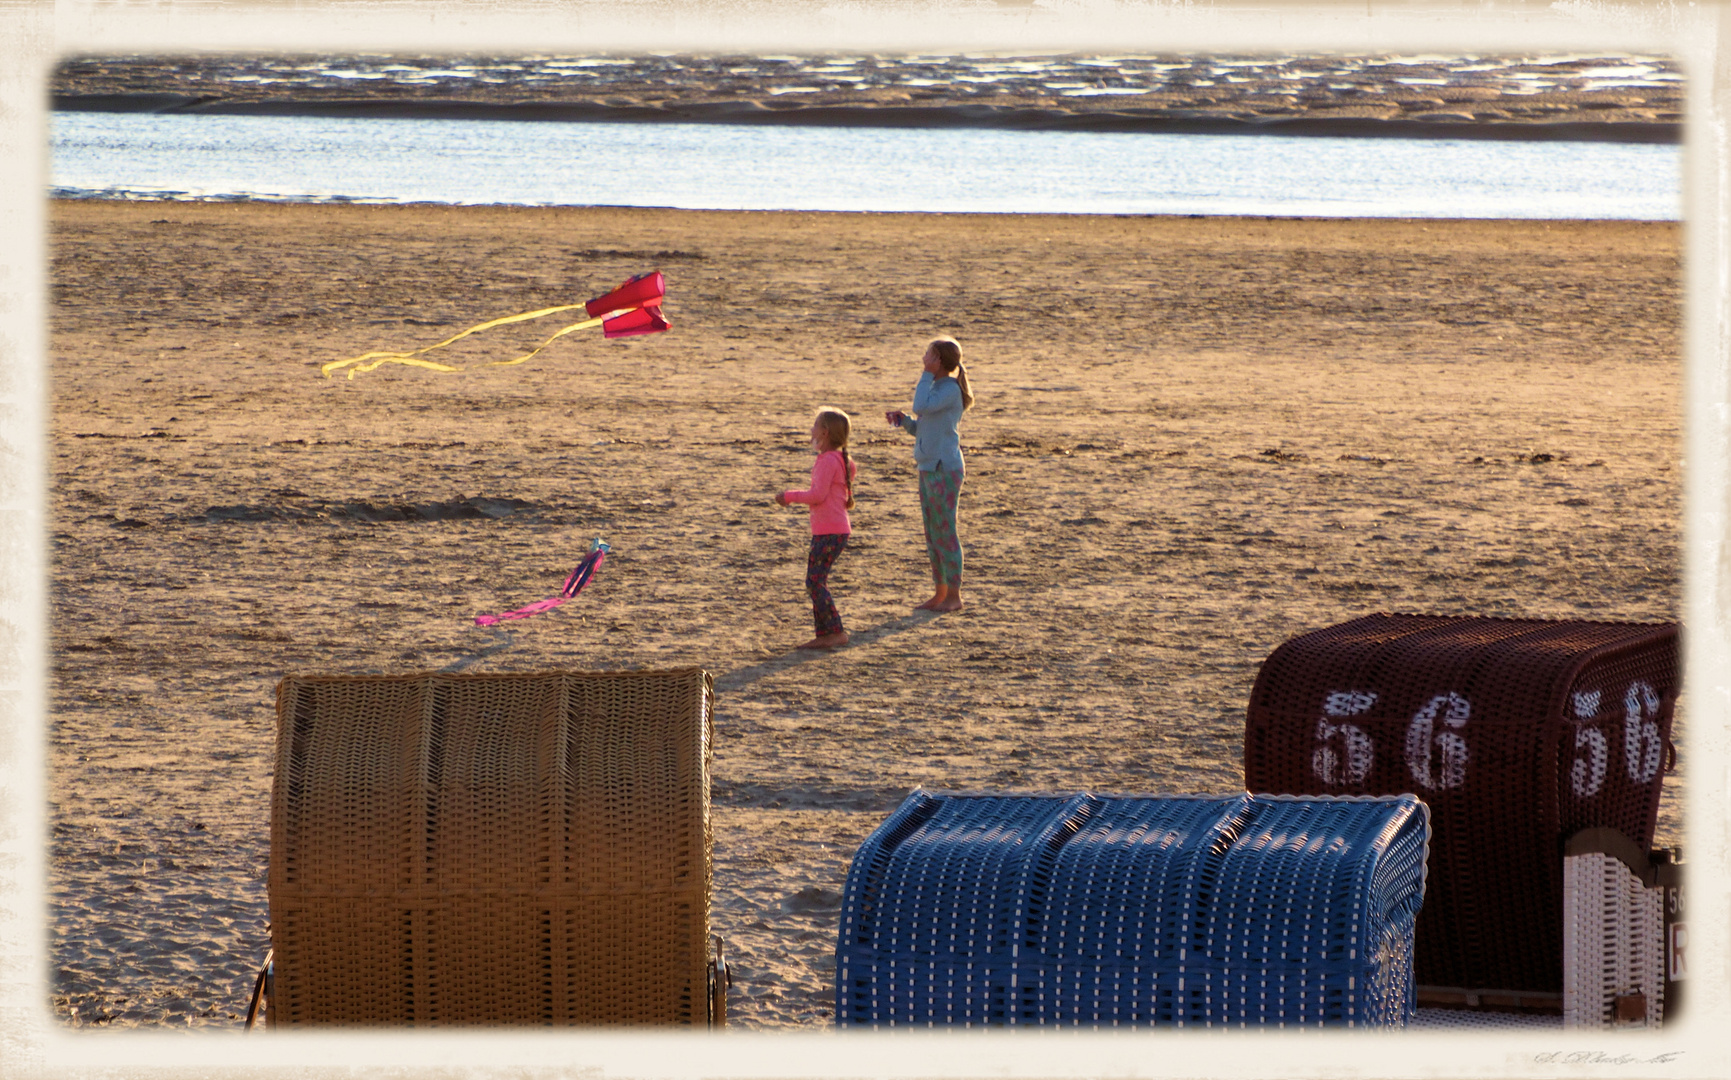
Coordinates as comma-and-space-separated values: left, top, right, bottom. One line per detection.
775, 408, 858, 650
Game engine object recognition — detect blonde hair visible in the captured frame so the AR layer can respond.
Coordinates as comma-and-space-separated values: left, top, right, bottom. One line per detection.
929, 337, 974, 410
814, 407, 855, 510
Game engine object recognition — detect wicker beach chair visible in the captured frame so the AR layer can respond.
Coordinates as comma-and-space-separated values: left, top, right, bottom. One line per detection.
1562, 827, 1683, 1027
1243, 614, 1679, 1010
836, 790, 1430, 1028
261, 668, 718, 1027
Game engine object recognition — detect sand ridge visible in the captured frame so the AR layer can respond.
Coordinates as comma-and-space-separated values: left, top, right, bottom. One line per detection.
48, 201, 1682, 1029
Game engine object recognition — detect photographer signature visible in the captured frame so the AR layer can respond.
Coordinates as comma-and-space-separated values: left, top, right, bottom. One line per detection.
1533, 1051, 1684, 1065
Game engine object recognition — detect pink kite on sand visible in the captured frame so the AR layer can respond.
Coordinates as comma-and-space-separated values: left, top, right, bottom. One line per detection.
474, 540, 609, 627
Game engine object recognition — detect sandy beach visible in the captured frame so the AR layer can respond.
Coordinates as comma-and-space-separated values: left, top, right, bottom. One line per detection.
47, 200, 1683, 1029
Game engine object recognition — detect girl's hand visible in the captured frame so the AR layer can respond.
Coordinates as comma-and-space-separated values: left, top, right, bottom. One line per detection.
773, 492, 788, 506
886, 410, 905, 427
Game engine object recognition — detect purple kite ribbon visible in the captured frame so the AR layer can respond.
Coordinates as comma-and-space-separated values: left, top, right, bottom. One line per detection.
474, 540, 609, 627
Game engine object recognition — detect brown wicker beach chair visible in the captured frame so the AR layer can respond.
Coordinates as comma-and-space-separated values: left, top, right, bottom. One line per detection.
263, 668, 718, 1026
1243, 614, 1678, 1007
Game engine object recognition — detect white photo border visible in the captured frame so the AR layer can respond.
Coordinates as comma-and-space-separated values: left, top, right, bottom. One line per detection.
1, 2, 1720, 1077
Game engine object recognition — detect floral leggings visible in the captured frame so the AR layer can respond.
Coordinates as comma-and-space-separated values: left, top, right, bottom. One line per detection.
806, 533, 849, 635
919, 463, 964, 587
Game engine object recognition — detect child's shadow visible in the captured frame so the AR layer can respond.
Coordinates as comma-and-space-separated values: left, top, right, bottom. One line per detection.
439, 626, 516, 673
715, 611, 938, 694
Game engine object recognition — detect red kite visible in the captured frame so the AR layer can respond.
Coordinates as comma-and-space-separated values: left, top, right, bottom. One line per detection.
323, 272, 670, 378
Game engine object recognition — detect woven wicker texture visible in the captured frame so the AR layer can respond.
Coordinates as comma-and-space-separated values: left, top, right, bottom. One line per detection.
269, 668, 713, 1026
1563, 849, 1664, 1027
1242, 614, 1677, 995
835, 790, 1429, 1028
1411, 1008, 1561, 1029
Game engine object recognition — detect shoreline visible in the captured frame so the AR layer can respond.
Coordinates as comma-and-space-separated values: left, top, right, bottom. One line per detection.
39, 194, 1683, 224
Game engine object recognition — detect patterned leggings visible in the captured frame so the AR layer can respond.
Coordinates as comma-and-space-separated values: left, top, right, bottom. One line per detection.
919, 464, 964, 587
806, 533, 848, 635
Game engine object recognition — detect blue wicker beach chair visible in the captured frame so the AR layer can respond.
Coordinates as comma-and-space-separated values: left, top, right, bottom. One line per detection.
835, 790, 1430, 1028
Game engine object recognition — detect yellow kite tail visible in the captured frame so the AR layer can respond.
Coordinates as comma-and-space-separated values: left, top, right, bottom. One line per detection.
485, 315, 608, 368
321, 302, 595, 379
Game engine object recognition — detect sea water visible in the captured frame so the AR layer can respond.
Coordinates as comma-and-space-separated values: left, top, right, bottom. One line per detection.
50, 110, 1680, 219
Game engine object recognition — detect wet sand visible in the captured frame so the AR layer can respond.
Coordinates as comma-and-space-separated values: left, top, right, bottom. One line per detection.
48, 200, 1682, 1029
52, 52, 1680, 141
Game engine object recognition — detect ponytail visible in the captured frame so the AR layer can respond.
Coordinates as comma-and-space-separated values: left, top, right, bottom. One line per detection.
814, 407, 855, 509
953, 361, 975, 411
929, 337, 974, 411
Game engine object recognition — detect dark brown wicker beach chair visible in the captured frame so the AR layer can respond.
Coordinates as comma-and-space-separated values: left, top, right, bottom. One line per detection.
1243, 614, 1678, 1004
263, 668, 718, 1026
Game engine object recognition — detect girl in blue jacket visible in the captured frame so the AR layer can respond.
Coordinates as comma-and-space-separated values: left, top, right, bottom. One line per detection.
885, 337, 975, 612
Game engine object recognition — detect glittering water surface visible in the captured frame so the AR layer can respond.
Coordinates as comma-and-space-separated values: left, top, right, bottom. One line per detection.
51, 111, 1680, 219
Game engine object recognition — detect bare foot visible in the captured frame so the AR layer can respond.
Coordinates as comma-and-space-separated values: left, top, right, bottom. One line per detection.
928, 597, 963, 612
913, 594, 946, 610
797, 631, 850, 650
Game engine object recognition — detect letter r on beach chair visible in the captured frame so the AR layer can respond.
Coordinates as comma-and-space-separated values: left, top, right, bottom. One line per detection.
264, 668, 718, 1026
